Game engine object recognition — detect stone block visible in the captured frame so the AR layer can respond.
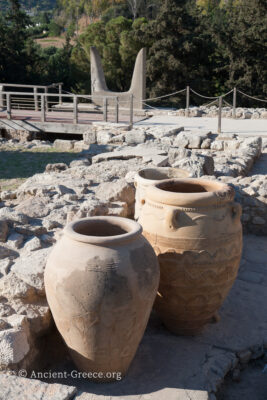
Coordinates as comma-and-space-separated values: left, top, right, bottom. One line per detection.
83, 130, 97, 144
201, 138, 212, 149
237, 350, 252, 364
96, 130, 113, 145
224, 140, 240, 151
125, 130, 146, 145
0, 326, 30, 367
45, 163, 68, 173
252, 216, 265, 225
0, 375, 77, 400
53, 139, 75, 151
211, 140, 224, 151
73, 141, 91, 152
151, 155, 169, 167
11, 248, 52, 292
7, 233, 24, 249
0, 220, 8, 243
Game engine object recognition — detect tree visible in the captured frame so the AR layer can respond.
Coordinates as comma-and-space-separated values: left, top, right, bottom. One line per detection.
139, 0, 213, 105
57, 0, 124, 29
208, 0, 267, 99
0, 0, 32, 82
49, 20, 63, 36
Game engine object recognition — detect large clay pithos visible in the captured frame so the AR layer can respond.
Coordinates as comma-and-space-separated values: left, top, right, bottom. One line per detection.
134, 167, 190, 220
138, 178, 243, 335
44, 216, 159, 381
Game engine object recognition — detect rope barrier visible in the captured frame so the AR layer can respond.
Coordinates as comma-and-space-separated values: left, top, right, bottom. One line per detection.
221, 89, 234, 97
142, 88, 186, 102
237, 89, 267, 103
190, 88, 219, 99
143, 102, 160, 110
202, 99, 218, 107
223, 99, 232, 107
62, 86, 266, 107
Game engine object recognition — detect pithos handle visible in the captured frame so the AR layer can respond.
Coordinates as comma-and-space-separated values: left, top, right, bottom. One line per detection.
165, 208, 180, 231
232, 202, 242, 222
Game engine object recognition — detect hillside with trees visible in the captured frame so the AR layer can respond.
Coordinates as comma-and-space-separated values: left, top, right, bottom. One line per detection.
0, 0, 266, 106
0, 0, 56, 12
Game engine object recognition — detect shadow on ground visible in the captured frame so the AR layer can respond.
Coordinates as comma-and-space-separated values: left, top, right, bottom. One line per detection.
218, 358, 267, 400
41, 315, 211, 397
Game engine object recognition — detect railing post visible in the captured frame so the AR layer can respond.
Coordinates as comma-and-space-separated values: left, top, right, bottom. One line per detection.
233, 87, 237, 119
41, 95, 46, 122
6, 94, 11, 119
129, 94, 133, 127
218, 96, 222, 134
0, 85, 4, 108
44, 87, 48, 111
34, 87, 38, 111
103, 97, 108, 122
185, 86, 190, 117
73, 95, 78, 124
115, 97, 119, 123
59, 83, 63, 105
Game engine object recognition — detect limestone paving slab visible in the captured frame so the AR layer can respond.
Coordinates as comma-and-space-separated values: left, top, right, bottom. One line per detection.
92, 147, 167, 164
0, 374, 77, 400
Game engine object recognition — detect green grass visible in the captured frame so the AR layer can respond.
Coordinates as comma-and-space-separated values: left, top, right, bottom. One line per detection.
41, 39, 58, 42
0, 146, 80, 192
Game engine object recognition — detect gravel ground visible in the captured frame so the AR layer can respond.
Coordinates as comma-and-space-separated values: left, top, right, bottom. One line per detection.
137, 116, 267, 138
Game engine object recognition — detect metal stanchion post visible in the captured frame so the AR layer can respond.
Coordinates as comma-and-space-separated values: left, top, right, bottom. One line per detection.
233, 87, 237, 119
129, 95, 133, 127
6, 94, 11, 120
185, 86, 190, 117
218, 96, 222, 134
103, 98, 108, 122
41, 95, 46, 122
34, 87, 38, 111
73, 95, 78, 124
115, 97, 119, 123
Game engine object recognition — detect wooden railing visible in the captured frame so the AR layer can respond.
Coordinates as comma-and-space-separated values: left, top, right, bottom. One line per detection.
0, 88, 134, 126
0, 83, 63, 110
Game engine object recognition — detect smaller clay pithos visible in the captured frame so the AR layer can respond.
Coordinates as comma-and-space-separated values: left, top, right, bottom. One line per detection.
134, 167, 189, 220
44, 216, 159, 381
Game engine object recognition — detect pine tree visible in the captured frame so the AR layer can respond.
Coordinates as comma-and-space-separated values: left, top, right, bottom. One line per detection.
0, 0, 31, 82
140, 0, 213, 105
211, 0, 267, 99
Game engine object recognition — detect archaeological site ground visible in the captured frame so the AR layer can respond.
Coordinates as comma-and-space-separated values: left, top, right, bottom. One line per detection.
0, 103, 266, 399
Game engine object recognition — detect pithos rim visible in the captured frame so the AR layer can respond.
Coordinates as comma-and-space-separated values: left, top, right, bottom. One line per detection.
136, 167, 189, 185
146, 178, 235, 207
64, 216, 142, 245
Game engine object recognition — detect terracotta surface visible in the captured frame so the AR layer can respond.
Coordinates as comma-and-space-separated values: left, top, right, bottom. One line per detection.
138, 178, 243, 335
44, 216, 159, 381
134, 167, 189, 220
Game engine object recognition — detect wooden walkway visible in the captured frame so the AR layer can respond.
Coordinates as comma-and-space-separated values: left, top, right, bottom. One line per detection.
0, 108, 143, 125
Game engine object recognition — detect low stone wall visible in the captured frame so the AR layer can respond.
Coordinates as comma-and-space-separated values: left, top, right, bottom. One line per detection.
147, 106, 267, 119
200, 174, 267, 236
